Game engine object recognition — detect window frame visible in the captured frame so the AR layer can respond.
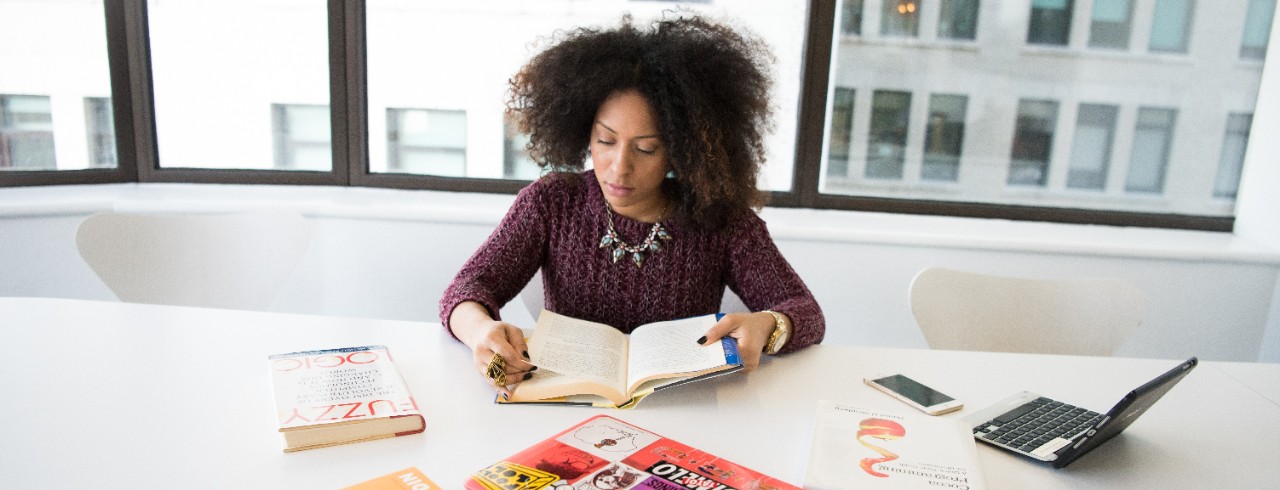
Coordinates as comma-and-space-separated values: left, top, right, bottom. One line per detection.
0, 0, 1238, 231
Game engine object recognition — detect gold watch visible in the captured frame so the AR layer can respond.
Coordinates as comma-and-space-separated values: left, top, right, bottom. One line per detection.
762, 310, 790, 355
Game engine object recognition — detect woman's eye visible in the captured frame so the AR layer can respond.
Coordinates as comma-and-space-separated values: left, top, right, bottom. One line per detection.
637, 147, 657, 155
597, 139, 615, 146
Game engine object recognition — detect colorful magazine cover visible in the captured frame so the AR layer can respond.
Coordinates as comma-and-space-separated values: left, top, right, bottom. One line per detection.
467, 415, 799, 490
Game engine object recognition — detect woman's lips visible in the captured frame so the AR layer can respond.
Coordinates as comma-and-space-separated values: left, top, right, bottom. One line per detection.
606, 183, 633, 197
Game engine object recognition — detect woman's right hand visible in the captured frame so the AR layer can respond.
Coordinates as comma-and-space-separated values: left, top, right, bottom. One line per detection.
448, 302, 537, 399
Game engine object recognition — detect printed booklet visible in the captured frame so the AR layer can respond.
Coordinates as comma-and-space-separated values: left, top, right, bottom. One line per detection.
804, 400, 987, 489
503, 310, 741, 408
467, 414, 799, 490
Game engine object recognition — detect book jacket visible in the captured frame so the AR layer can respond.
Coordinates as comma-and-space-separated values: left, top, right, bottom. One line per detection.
467, 414, 799, 490
269, 345, 424, 451
804, 400, 987, 490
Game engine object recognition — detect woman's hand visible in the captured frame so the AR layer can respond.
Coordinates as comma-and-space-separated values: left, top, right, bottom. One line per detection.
449, 302, 537, 399
697, 311, 781, 372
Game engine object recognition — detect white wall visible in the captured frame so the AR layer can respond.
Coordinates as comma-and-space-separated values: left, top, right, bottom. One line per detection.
2, 183, 1276, 362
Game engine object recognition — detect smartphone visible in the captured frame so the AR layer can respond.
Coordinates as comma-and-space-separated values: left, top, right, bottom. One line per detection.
864, 373, 964, 415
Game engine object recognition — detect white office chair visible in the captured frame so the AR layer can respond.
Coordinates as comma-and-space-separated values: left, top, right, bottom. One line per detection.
908, 267, 1147, 356
75, 210, 311, 311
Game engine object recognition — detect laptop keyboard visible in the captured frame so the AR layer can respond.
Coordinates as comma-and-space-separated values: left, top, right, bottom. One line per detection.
973, 397, 1102, 456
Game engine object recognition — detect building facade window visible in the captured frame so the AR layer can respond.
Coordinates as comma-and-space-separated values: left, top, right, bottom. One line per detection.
1089, 0, 1134, 49
938, 0, 980, 40
867, 90, 911, 180
842, 0, 864, 35
1214, 113, 1253, 198
0, 95, 56, 170
272, 104, 331, 171
1125, 107, 1177, 193
826, 87, 856, 179
1066, 104, 1119, 190
921, 94, 967, 182
1148, 0, 1194, 53
882, 0, 921, 37
1008, 99, 1059, 187
84, 97, 116, 169
503, 114, 540, 181
1028, 0, 1074, 45
384, 108, 467, 177
1241, 0, 1276, 60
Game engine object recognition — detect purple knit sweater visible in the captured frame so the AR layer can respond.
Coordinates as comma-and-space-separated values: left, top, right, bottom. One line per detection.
438, 170, 824, 354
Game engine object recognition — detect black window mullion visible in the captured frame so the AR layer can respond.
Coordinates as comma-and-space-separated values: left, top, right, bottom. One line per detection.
779, 0, 836, 209
332, 0, 360, 186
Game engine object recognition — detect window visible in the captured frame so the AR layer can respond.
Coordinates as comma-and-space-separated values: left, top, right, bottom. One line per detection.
272, 104, 331, 171
842, 0, 864, 35
503, 114, 540, 181
149, 0, 331, 171
1066, 104, 1119, 190
1009, 100, 1059, 187
1214, 114, 1252, 198
826, 87, 856, 179
383, 108, 467, 177
1148, 0, 1194, 53
84, 97, 116, 169
867, 90, 911, 180
1089, 0, 1134, 49
938, 0, 980, 40
922, 94, 967, 181
882, 0, 921, 37
0, 95, 56, 170
1125, 108, 1177, 193
1028, 0, 1074, 45
1241, 0, 1276, 60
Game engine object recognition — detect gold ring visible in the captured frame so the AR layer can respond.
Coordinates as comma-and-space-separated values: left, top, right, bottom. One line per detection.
485, 353, 506, 386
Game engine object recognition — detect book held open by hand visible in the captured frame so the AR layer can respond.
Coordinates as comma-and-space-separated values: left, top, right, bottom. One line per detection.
503, 310, 742, 408
269, 345, 425, 452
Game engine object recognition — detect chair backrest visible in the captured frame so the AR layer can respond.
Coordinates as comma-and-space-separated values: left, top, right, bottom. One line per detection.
75, 210, 311, 311
908, 267, 1147, 356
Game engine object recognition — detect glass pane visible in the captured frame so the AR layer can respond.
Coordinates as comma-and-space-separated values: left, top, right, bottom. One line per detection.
1126, 108, 1177, 193
365, 0, 807, 191
386, 108, 466, 176
1089, 0, 1133, 49
1029, 0, 1074, 45
1241, 0, 1276, 60
842, 0, 865, 35
826, 87, 856, 179
867, 90, 911, 180
85, 97, 117, 168
1009, 100, 1059, 187
0, 1, 113, 171
922, 94, 967, 182
881, 0, 921, 37
149, 0, 330, 171
938, 0, 980, 40
820, 1, 1268, 219
1149, 0, 1193, 53
1214, 114, 1252, 198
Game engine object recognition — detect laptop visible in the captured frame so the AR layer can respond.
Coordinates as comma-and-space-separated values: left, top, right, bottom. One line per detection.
961, 357, 1197, 469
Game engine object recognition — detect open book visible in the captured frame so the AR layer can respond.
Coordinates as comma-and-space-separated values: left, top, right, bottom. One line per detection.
503, 310, 742, 408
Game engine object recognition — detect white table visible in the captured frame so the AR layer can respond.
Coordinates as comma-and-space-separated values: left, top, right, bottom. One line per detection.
2, 297, 1278, 489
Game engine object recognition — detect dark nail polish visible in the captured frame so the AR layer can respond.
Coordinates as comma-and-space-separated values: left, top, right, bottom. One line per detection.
530, 365, 538, 371
523, 351, 530, 359
523, 372, 533, 380
502, 393, 509, 401
696, 336, 707, 345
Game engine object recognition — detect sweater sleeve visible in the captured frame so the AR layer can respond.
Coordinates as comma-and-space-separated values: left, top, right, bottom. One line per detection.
438, 179, 551, 340
724, 212, 825, 354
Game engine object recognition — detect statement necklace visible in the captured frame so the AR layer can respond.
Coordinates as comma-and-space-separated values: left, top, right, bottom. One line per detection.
599, 202, 672, 268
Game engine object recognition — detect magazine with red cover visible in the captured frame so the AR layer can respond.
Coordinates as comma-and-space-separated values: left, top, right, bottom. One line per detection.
466, 415, 799, 490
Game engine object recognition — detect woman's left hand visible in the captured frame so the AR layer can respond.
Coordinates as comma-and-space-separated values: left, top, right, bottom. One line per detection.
697, 311, 778, 372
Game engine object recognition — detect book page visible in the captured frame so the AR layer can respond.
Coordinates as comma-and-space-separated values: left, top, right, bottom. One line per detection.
626, 315, 728, 391
526, 311, 629, 394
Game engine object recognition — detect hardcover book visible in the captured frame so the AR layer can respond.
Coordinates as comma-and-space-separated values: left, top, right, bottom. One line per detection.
343, 467, 442, 490
466, 414, 800, 490
804, 400, 987, 489
269, 345, 425, 452
504, 310, 741, 408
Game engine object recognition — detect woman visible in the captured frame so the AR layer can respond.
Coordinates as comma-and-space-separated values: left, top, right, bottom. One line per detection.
439, 14, 824, 398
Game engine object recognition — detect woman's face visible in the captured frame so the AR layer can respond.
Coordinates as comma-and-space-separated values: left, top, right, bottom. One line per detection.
591, 89, 671, 221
